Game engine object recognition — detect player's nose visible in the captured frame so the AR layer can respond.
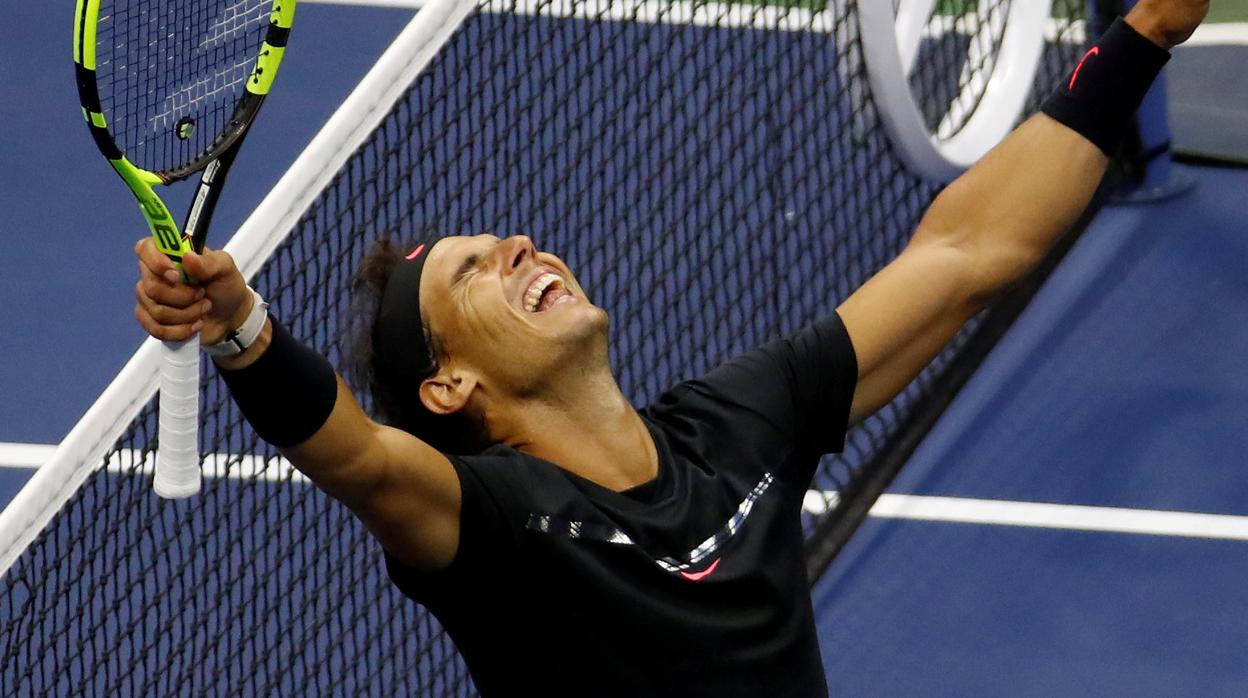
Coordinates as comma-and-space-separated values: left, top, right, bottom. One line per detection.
500, 235, 536, 277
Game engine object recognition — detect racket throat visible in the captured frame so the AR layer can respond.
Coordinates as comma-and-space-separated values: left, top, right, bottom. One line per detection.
182, 136, 244, 252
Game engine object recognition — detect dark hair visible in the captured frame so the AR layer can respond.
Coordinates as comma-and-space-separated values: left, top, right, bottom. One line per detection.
345, 237, 492, 455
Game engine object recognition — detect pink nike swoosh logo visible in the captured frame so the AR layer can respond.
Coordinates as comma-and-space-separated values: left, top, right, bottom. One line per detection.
1068, 46, 1099, 90
679, 558, 721, 582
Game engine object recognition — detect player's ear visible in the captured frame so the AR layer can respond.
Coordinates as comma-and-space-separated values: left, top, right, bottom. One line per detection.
419, 369, 478, 415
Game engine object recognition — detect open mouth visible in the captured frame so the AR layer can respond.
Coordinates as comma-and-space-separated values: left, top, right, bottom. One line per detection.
523, 271, 575, 313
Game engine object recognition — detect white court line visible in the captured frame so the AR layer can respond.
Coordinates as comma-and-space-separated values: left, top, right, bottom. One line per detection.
304, 0, 840, 31
1187, 22, 1248, 46
302, 0, 427, 6
9, 439, 1243, 538
0, 443, 57, 469
7, 440, 1242, 539
804, 491, 1248, 541
300, 0, 1248, 46
301, 0, 1078, 37
93, 449, 309, 484
0, 441, 304, 484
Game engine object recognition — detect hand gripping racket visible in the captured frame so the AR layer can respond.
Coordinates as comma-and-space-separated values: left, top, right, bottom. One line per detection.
74, 0, 297, 497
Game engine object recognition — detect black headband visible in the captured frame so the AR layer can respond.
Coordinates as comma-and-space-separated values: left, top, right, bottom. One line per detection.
375, 240, 436, 392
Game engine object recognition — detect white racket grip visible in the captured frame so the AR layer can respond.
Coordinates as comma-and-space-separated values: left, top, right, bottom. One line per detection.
155, 338, 202, 498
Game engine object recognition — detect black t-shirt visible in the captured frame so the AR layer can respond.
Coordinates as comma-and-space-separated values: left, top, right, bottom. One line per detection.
386, 313, 858, 697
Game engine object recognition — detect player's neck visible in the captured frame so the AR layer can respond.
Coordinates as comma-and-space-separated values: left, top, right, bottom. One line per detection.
492, 375, 658, 492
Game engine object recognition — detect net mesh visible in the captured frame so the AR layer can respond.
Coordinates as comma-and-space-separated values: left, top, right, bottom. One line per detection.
7, 1, 1088, 694
911, 0, 1013, 138
93, 0, 272, 172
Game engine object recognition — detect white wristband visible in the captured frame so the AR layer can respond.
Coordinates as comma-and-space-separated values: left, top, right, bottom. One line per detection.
202, 287, 270, 358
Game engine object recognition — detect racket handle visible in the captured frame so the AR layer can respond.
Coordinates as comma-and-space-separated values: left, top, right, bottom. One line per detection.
155, 338, 202, 498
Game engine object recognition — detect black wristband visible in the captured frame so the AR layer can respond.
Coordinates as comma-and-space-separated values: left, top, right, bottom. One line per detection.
1040, 17, 1171, 156
218, 316, 338, 448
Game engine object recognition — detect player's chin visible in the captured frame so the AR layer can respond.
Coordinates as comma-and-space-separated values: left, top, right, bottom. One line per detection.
563, 298, 609, 332
539, 299, 608, 344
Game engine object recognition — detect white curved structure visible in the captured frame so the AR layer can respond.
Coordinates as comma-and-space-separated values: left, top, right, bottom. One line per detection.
861, 0, 1053, 182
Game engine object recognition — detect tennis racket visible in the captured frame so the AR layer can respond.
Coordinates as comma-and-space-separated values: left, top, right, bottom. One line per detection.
73, 0, 297, 498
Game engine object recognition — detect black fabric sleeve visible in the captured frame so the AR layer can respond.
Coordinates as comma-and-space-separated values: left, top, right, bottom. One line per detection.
383, 452, 529, 603
667, 312, 859, 461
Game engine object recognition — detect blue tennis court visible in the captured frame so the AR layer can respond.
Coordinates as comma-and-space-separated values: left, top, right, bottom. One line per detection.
2, 1, 1246, 694
815, 163, 1248, 694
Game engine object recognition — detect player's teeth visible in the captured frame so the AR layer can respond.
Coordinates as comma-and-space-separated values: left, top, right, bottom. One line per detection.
524, 273, 564, 312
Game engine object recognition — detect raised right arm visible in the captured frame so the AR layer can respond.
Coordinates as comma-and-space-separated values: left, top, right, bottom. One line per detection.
134, 239, 461, 570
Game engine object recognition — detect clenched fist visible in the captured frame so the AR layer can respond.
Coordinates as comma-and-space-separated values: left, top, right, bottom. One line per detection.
134, 239, 251, 345
1127, 0, 1209, 49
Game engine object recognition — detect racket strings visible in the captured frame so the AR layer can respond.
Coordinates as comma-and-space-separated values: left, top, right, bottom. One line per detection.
95, 0, 271, 173
908, 0, 1013, 139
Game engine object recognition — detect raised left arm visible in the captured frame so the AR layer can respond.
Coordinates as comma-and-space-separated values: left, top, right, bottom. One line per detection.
840, 114, 1105, 424
838, 0, 1206, 424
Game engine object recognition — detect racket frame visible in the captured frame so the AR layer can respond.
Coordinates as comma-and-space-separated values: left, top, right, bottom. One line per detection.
858, 0, 1052, 182
73, 0, 297, 497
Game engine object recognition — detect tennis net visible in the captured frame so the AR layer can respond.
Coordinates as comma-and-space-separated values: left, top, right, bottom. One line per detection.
2, 1, 1090, 694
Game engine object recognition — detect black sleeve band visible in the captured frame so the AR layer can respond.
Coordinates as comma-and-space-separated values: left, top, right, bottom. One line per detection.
1040, 17, 1171, 156
218, 316, 339, 448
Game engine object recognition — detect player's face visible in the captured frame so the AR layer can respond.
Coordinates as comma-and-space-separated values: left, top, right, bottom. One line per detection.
419, 234, 609, 394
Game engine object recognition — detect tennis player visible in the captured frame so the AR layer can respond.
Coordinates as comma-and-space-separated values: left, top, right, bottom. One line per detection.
134, 2, 1208, 695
